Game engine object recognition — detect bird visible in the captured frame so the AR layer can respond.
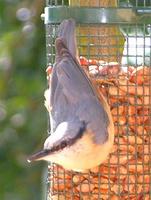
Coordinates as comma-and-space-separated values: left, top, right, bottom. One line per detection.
27, 19, 114, 171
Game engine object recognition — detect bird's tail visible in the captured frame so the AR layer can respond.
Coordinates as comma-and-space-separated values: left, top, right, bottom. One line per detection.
56, 19, 79, 60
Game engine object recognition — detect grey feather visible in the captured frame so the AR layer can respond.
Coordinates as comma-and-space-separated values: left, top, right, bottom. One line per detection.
56, 19, 78, 60
50, 19, 109, 144
50, 66, 58, 107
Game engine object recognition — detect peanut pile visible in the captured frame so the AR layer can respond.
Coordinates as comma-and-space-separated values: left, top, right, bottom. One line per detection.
48, 57, 150, 200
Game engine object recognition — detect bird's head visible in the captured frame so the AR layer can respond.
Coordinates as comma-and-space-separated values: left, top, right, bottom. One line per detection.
27, 120, 87, 163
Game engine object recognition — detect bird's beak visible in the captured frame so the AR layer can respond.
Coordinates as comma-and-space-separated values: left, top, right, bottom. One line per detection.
27, 149, 49, 163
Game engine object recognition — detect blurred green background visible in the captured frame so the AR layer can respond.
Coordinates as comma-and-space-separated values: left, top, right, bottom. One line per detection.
0, 1, 47, 199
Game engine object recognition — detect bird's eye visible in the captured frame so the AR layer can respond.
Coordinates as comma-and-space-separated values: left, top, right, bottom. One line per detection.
60, 141, 67, 149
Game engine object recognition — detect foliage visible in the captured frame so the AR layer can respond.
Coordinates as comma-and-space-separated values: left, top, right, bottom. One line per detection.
0, 1, 47, 199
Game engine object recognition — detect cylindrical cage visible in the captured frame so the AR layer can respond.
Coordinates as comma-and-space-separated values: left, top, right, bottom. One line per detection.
44, 0, 151, 199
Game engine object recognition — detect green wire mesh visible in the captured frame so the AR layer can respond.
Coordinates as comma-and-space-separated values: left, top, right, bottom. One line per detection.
45, 1, 151, 200
46, 0, 151, 7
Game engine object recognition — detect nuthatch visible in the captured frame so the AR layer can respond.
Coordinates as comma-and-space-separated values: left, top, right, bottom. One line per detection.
27, 19, 114, 171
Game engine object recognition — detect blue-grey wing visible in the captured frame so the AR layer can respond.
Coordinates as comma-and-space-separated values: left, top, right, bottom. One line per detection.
49, 19, 109, 144
54, 45, 109, 143
55, 39, 96, 103
56, 19, 79, 61
50, 65, 58, 107
76, 97, 109, 144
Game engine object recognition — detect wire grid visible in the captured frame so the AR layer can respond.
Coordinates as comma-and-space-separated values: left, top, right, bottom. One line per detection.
46, 0, 151, 7
45, 1, 151, 200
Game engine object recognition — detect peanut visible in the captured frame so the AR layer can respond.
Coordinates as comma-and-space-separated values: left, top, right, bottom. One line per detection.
76, 180, 95, 193
109, 85, 126, 96
73, 174, 85, 184
130, 66, 150, 84
123, 175, 135, 192
111, 183, 123, 194
48, 63, 150, 200
111, 105, 125, 115
123, 135, 143, 145
124, 105, 137, 116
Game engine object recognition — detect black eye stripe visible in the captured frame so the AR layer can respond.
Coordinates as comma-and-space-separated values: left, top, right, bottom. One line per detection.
45, 121, 87, 154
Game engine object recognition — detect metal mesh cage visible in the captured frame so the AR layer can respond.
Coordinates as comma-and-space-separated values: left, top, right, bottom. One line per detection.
44, 0, 151, 199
